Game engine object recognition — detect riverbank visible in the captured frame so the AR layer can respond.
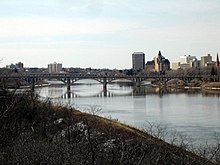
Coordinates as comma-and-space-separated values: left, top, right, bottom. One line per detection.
164, 80, 220, 90
0, 92, 217, 164
201, 82, 220, 90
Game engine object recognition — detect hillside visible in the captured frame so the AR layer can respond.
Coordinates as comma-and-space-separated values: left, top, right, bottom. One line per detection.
0, 92, 217, 164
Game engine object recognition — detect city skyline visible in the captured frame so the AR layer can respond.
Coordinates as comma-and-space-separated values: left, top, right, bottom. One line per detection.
0, 0, 220, 69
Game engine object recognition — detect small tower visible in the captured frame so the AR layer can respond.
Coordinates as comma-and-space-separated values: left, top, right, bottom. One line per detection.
216, 53, 219, 67
157, 50, 165, 73
158, 51, 163, 73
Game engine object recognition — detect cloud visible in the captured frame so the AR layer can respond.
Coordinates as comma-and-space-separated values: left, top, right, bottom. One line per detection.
0, 18, 137, 37
1, 0, 220, 68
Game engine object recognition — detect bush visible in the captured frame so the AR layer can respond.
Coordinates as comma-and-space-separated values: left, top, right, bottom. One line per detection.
0, 91, 216, 164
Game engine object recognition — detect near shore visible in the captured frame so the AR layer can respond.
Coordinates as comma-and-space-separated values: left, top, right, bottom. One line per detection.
0, 91, 217, 164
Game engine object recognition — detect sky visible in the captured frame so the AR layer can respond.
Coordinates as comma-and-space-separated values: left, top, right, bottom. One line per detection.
0, 0, 220, 69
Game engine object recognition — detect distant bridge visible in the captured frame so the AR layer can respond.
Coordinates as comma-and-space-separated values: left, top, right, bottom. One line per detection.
0, 73, 219, 97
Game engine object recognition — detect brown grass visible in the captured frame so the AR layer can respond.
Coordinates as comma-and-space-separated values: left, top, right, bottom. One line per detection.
0, 92, 216, 164
202, 82, 220, 88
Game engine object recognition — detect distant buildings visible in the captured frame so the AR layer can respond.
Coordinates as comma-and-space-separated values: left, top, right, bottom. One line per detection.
6, 61, 24, 71
15, 62, 24, 69
172, 54, 217, 70
145, 51, 170, 73
172, 62, 180, 70
201, 54, 213, 67
6, 64, 16, 69
48, 62, 62, 73
132, 52, 145, 71
145, 61, 155, 72
154, 51, 170, 73
179, 55, 198, 69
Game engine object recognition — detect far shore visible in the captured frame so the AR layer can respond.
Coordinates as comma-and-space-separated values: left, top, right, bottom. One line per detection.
3, 80, 220, 94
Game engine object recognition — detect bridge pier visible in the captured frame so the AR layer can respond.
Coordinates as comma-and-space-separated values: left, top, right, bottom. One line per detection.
31, 78, 35, 92
2, 74, 218, 96
103, 89, 107, 97
103, 77, 107, 96
135, 78, 141, 87
103, 77, 107, 91
67, 78, 71, 99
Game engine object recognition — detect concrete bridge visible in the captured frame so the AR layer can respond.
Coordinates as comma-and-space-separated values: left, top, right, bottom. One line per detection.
0, 73, 219, 97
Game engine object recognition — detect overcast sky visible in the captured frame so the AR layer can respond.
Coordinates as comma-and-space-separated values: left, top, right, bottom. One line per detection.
0, 0, 220, 69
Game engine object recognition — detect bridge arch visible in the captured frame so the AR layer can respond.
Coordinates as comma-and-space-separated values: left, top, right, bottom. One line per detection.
1, 73, 217, 98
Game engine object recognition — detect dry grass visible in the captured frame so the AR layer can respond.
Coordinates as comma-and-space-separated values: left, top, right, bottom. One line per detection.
0, 91, 217, 164
202, 82, 220, 88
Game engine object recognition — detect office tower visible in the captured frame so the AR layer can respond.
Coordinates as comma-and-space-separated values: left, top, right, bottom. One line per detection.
132, 52, 145, 71
48, 62, 62, 73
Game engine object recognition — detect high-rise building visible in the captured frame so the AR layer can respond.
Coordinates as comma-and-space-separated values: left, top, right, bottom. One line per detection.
132, 52, 145, 71
48, 62, 62, 73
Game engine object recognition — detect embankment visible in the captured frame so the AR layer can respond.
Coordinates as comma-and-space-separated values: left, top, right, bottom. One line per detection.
0, 92, 216, 164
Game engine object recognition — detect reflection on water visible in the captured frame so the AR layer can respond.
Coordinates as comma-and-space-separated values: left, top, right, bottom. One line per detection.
37, 85, 67, 98
37, 82, 135, 98
37, 80, 220, 146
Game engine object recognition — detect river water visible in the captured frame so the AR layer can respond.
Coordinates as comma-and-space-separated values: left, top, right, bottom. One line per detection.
37, 79, 220, 146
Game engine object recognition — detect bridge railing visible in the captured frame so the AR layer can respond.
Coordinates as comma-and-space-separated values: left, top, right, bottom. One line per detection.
0, 72, 218, 80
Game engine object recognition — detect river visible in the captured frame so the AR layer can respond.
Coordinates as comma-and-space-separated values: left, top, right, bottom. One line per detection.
37, 79, 220, 146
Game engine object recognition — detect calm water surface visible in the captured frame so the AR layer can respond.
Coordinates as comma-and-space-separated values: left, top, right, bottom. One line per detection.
37, 79, 220, 145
